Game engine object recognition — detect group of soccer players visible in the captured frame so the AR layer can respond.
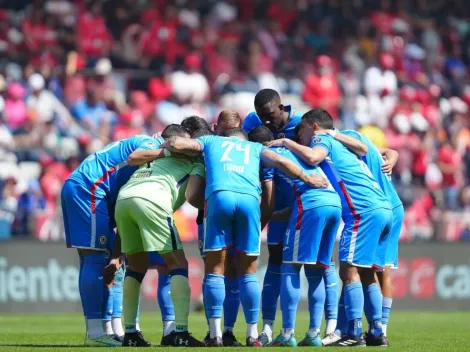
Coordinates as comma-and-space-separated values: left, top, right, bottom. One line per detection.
61, 88, 403, 348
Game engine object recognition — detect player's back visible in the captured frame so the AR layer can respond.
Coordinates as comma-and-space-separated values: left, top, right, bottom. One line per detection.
311, 134, 391, 217
68, 135, 162, 204
197, 135, 264, 200
242, 105, 302, 139
341, 130, 402, 208
272, 147, 341, 210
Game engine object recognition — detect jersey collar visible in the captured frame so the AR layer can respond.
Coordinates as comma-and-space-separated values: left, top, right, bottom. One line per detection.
280, 105, 294, 131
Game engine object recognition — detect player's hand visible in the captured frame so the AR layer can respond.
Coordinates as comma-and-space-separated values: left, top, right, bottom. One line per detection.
103, 258, 121, 287
266, 138, 286, 147
313, 129, 332, 136
305, 174, 329, 188
381, 156, 393, 176
161, 136, 178, 152
152, 132, 162, 138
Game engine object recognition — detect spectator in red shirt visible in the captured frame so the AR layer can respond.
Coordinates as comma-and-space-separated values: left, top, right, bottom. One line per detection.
302, 55, 341, 117
438, 140, 463, 210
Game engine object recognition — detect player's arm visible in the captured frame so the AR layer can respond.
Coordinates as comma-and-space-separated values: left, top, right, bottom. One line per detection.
271, 207, 292, 221
328, 130, 368, 156
103, 232, 123, 287
379, 147, 399, 175
274, 138, 328, 166
186, 175, 206, 209
162, 136, 203, 156
127, 148, 165, 166
260, 179, 274, 230
260, 148, 328, 188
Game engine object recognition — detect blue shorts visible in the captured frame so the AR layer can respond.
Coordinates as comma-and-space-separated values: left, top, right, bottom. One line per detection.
204, 191, 261, 256
339, 208, 393, 270
283, 205, 341, 266
61, 179, 113, 251
385, 204, 404, 269
148, 252, 166, 267
267, 220, 288, 245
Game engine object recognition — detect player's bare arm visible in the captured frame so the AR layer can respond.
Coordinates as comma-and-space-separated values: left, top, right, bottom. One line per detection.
327, 130, 368, 156
162, 136, 203, 156
186, 175, 206, 209
127, 148, 165, 166
269, 138, 328, 166
271, 207, 292, 221
260, 148, 328, 188
103, 233, 123, 287
260, 180, 275, 230
380, 148, 399, 175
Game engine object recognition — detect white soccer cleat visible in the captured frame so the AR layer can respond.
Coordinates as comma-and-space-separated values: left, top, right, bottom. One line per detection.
322, 332, 342, 346
84, 334, 122, 347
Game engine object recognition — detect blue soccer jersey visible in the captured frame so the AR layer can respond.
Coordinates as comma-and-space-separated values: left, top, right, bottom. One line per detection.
341, 130, 403, 209
311, 134, 391, 217
196, 135, 265, 200
242, 105, 302, 139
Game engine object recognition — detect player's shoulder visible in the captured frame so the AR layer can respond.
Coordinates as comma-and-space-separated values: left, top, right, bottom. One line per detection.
341, 129, 362, 139
310, 133, 332, 147
242, 111, 262, 131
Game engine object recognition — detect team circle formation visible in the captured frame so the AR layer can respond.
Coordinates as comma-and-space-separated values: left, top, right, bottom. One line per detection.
61, 88, 403, 347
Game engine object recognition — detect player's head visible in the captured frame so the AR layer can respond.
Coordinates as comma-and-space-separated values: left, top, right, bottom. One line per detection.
254, 89, 285, 132
298, 109, 334, 146
161, 124, 191, 139
215, 109, 241, 135
180, 116, 209, 135
248, 126, 274, 145
192, 128, 214, 139
220, 127, 248, 141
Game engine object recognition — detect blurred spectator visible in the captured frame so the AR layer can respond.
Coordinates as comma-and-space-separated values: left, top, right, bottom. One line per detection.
171, 54, 210, 103
4, 83, 27, 130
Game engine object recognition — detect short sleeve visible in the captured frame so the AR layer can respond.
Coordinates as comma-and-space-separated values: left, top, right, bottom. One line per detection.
196, 135, 213, 150
242, 112, 262, 134
191, 162, 206, 178
310, 135, 332, 155
136, 136, 161, 150
261, 168, 274, 182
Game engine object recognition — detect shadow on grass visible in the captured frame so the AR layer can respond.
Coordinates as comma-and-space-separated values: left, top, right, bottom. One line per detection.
0, 344, 85, 348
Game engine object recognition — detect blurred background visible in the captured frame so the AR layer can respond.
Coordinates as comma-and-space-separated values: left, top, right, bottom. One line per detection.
1, 0, 470, 312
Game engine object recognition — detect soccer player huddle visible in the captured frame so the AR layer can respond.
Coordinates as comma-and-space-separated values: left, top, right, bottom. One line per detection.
61, 89, 403, 348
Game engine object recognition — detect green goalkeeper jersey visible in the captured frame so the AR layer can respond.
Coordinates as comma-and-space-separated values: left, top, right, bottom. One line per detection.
117, 156, 205, 214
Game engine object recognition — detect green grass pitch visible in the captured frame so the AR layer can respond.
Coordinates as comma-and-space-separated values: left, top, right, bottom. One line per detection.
0, 311, 467, 351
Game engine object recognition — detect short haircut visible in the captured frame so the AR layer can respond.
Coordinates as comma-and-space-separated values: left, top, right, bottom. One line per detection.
220, 127, 248, 140
254, 89, 281, 107
248, 126, 274, 144
301, 108, 334, 129
180, 116, 209, 135
161, 124, 190, 139
192, 128, 214, 139
217, 109, 241, 128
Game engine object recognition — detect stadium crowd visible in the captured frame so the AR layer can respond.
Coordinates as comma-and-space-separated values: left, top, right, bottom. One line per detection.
0, 0, 470, 240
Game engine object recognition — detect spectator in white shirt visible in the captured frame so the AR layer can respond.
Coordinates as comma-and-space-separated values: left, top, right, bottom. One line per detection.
171, 54, 210, 104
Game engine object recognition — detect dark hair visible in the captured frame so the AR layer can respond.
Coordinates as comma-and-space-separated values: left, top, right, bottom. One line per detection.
220, 127, 248, 140
301, 108, 334, 129
254, 89, 281, 107
248, 126, 274, 144
161, 124, 190, 139
217, 109, 241, 128
180, 116, 209, 134
192, 128, 214, 139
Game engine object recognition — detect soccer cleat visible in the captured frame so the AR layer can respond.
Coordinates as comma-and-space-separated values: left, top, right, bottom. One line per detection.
331, 334, 366, 347
364, 332, 388, 347
246, 336, 264, 347
222, 330, 242, 346
160, 331, 204, 347
258, 332, 272, 346
112, 334, 124, 343
202, 331, 211, 345
84, 334, 122, 347
322, 333, 342, 346
204, 336, 223, 347
122, 331, 152, 347
298, 333, 322, 347
270, 332, 297, 347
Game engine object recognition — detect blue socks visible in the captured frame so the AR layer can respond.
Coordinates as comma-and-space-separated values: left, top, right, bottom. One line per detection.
323, 263, 338, 321
382, 297, 392, 326
239, 273, 261, 324
224, 277, 240, 329
335, 293, 348, 336
344, 282, 364, 338
280, 264, 300, 329
262, 264, 282, 322
364, 283, 383, 337
80, 252, 107, 320
158, 274, 175, 322
204, 274, 225, 319
305, 267, 325, 331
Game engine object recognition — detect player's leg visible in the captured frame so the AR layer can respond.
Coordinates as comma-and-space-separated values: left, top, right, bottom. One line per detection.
259, 223, 284, 345
61, 180, 120, 347
203, 191, 235, 346
110, 265, 125, 340
222, 253, 242, 346
323, 259, 339, 337
380, 204, 404, 338
233, 193, 262, 347
333, 214, 366, 347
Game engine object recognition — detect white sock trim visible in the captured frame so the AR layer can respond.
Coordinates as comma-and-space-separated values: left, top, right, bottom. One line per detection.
247, 323, 259, 339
